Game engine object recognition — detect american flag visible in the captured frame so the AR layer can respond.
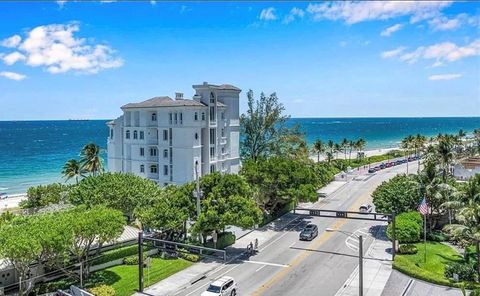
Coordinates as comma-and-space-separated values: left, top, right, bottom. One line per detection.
418, 197, 429, 215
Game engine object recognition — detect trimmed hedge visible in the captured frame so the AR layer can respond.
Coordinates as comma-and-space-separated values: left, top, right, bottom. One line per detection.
445, 262, 476, 282
179, 252, 200, 262
387, 212, 422, 243
123, 254, 148, 265
91, 244, 149, 266
89, 284, 116, 296
399, 244, 418, 255
205, 232, 236, 250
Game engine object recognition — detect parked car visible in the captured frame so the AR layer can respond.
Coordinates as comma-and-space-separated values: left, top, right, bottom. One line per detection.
368, 168, 376, 173
385, 162, 392, 168
380, 163, 385, 169
395, 160, 402, 165
374, 166, 380, 171
359, 204, 373, 214
299, 224, 318, 241
202, 276, 237, 296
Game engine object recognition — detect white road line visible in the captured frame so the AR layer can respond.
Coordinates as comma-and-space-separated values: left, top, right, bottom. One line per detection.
255, 265, 267, 272
244, 260, 289, 268
258, 218, 304, 252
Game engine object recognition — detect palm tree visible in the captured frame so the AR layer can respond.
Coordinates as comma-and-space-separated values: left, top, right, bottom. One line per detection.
437, 136, 455, 182
62, 159, 85, 184
311, 139, 325, 162
341, 138, 348, 160
334, 143, 342, 159
348, 140, 355, 164
327, 140, 335, 155
80, 143, 104, 176
325, 151, 333, 163
414, 134, 427, 156
355, 138, 366, 160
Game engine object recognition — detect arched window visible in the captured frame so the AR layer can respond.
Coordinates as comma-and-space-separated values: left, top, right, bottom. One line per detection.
210, 92, 215, 104
133, 130, 138, 139
152, 113, 157, 121
140, 164, 145, 173
126, 130, 130, 139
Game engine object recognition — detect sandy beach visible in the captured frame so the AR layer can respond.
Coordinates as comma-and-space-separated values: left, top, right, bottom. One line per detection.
309, 146, 401, 163
0, 193, 27, 212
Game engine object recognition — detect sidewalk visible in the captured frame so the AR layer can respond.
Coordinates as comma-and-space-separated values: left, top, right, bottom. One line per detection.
335, 229, 393, 296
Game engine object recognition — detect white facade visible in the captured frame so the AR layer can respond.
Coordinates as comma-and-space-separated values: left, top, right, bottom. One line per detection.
107, 82, 241, 186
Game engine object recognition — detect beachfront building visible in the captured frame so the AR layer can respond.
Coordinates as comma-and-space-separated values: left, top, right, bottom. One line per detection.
107, 82, 241, 186
453, 157, 480, 180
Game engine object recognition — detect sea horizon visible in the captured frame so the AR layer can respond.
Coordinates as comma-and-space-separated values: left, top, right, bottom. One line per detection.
1, 116, 479, 195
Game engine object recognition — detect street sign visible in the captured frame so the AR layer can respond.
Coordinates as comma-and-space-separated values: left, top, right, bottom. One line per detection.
336, 211, 347, 218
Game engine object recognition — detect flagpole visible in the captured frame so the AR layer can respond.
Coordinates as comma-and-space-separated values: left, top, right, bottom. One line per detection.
424, 213, 427, 263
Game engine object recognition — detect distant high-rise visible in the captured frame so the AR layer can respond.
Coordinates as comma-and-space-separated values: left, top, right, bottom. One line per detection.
107, 82, 241, 186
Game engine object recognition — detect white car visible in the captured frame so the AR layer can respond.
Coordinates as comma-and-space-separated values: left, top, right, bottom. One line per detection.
201, 276, 237, 296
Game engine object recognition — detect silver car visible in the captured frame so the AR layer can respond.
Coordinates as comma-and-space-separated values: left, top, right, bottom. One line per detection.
359, 204, 373, 214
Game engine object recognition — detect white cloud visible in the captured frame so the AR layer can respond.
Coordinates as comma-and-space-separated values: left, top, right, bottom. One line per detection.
428, 13, 479, 31
399, 39, 480, 65
428, 73, 462, 81
150, 0, 156, 5
381, 47, 406, 58
1, 35, 21, 48
380, 23, 403, 37
0, 71, 26, 81
259, 7, 277, 21
2, 51, 26, 65
1, 23, 123, 74
283, 7, 305, 24
306, 1, 451, 24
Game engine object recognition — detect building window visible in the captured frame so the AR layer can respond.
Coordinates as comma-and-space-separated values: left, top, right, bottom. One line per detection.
163, 130, 168, 141
221, 112, 225, 120
133, 130, 138, 139
110, 128, 114, 139
164, 183, 169, 187
210, 92, 215, 104
163, 165, 168, 175
140, 165, 145, 173
174, 113, 178, 125
152, 113, 157, 121
221, 147, 225, 155
210, 146, 215, 157
202, 112, 205, 121
221, 128, 225, 137
140, 147, 145, 156
195, 132, 198, 140
150, 165, 157, 174
210, 128, 216, 145
180, 112, 183, 124
169, 113, 172, 125
210, 106, 215, 121
194, 112, 198, 121
150, 147, 157, 156
139, 131, 144, 140
163, 149, 168, 158
210, 164, 215, 173
126, 130, 130, 139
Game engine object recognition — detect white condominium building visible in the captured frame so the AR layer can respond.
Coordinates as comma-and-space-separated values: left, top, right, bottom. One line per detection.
107, 82, 241, 186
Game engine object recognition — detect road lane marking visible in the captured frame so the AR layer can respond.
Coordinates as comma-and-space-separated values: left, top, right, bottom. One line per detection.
252, 177, 379, 295
183, 264, 241, 296
258, 217, 304, 252
244, 260, 289, 268
255, 265, 267, 272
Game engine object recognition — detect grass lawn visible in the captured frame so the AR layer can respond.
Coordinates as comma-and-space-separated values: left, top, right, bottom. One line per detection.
394, 241, 480, 289
89, 257, 193, 296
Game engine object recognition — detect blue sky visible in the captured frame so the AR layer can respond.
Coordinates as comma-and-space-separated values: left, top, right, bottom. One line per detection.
0, 1, 479, 120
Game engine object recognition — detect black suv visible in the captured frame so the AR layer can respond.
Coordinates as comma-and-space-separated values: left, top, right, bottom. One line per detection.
299, 224, 318, 241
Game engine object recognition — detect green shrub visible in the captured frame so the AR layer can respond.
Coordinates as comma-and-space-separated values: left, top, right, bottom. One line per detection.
179, 252, 200, 262
399, 212, 422, 226
399, 244, 418, 254
387, 218, 421, 243
91, 244, 146, 266
89, 284, 116, 296
427, 231, 449, 242
32, 278, 74, 295
123, 253, 148, 265
470, 289, 480, 296
205, 232, 236, 249
20, 183, 71, 209
445, 262, 476, 282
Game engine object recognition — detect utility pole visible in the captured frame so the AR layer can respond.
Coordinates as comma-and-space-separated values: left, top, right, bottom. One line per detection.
138, 232, 144, 293
195, 161, 201, 218
359, 235, 363, 296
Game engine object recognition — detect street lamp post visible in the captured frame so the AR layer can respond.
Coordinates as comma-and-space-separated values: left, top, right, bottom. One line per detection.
193, 161, 203, 243
326, 228, 364, 296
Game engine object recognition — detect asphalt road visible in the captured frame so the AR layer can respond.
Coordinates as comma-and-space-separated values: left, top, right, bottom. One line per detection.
175, 161, 419, 296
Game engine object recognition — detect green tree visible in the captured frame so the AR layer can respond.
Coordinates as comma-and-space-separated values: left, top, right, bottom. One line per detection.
62, 159, 85, 184
80, 143, 104, 176
372, 174, 419, 214
311, 139, 325, 162
20, 183, 70, 210
241, 157, 320, 214
341, 138, 348, 160
66, 205, 125, 281
240, 90, 302, 161
68, 172, 161, 219
355, 138, 366, 159
437, 135, 455, 182
191, 173, 262, 240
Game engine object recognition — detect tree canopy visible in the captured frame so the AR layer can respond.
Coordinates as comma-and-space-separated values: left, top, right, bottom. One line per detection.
372, 174, 420, 214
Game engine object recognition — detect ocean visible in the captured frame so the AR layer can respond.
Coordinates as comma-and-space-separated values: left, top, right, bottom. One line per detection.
0, 117, 479, 195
